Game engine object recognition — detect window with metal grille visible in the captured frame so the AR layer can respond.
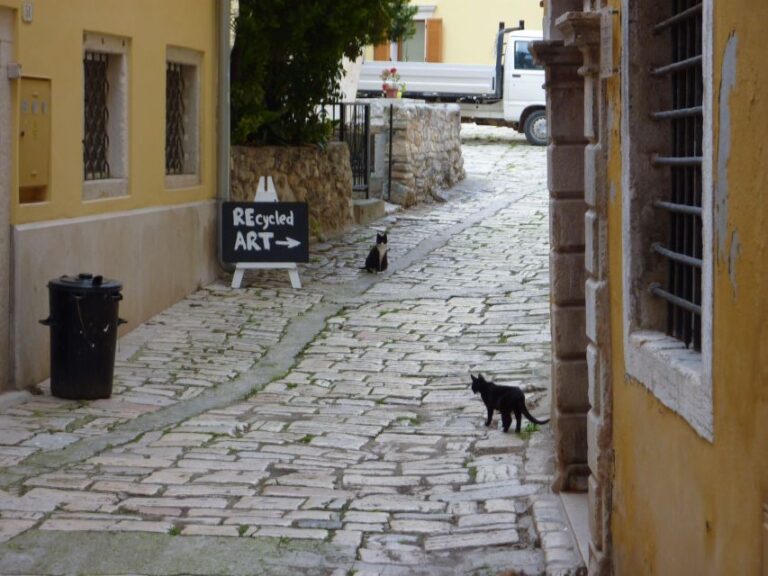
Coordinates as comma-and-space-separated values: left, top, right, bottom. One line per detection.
164, 49, 200, 186
166, 62, 185, 175
82, 33, 128, 200
650, 0, 703, 351
83, 51, 111, 180
622, 0, 712, 439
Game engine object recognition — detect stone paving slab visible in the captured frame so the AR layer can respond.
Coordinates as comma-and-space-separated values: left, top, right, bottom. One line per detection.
0, 129, 553, 575
0, 287, 321, 465
531, 495, 587, 576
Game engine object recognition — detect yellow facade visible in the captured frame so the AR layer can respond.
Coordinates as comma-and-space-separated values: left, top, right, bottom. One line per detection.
365, 0, 543, 65
2, 0, 219, 225
607, 0, 768, 573
0, 0, 221, 391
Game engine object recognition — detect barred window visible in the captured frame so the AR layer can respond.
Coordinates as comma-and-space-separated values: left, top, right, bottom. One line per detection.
166, 62, 185, 175
622, 0, 712, 439
82, 33, 128, 199
165, 48, 201, 187
650, 0, 703, 351
83, 51, 111, 180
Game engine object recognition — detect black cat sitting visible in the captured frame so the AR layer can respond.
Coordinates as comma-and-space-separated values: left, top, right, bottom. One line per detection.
363, 232, 388, 273
470, 373, 550, 433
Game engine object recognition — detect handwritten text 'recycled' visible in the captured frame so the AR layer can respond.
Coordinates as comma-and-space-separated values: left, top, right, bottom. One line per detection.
232, 207, 295, 231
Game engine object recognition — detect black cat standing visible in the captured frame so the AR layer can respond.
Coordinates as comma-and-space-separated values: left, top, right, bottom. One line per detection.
470, 373, 549, 433
363, 232, 388, 273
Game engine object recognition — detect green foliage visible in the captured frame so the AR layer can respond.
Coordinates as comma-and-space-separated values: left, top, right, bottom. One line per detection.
386, 1, 418, 42
520, 422, 540, 440
231, 0, 417, 145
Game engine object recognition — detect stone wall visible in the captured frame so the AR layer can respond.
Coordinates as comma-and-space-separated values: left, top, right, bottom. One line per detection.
368, 99, 465, 206
230, 143, 354, 238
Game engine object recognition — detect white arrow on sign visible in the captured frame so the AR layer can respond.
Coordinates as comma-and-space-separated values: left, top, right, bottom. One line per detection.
275, 237, 301, 249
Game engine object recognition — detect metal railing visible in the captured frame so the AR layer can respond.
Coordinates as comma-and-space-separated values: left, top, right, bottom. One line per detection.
324, 103, 371, 198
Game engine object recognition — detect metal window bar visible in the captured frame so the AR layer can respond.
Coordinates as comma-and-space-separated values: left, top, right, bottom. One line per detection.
323, 102, 371, 199
653, 155, 702, 167
651, 0, 704, 351
83, 51, 111, 180
652, 105, 703, 120
652, 54, 702, 77
653, 200, 702, 217
166, 62, 186, 175
653, 3, 702, 33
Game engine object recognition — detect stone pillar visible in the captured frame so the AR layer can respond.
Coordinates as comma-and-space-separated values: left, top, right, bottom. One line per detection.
366, 100, 464, 207
0, 9, 13, 392
557, 8, 613, 575
530, 40, 589, 493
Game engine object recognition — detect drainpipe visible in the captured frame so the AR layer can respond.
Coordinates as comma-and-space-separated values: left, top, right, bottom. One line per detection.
217, 0, 233, 272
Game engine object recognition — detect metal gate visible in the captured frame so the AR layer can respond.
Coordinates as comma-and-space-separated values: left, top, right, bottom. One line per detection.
325, 103, 371, 199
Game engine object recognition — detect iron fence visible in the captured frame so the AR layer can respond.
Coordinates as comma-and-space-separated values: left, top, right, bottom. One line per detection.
324, 103, 371, 198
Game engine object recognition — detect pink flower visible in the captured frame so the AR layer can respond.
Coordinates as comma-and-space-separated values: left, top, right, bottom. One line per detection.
390, 67, 397, 74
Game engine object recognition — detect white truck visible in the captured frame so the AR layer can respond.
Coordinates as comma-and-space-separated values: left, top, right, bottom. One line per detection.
357, 22, 547, 146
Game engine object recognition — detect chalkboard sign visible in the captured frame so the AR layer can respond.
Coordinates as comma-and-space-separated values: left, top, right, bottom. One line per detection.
222, 202, 309, 264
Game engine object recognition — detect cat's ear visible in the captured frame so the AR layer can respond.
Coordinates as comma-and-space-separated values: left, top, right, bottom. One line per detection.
470, 373, 477, 383
382, 233, 388, 243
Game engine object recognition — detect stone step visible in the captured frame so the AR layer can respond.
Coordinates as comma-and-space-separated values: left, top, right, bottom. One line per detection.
531, 493, 587, 576
352, 198, 386, 225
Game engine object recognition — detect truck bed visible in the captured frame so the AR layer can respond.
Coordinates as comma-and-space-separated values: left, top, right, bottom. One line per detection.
357, 61, 497, 100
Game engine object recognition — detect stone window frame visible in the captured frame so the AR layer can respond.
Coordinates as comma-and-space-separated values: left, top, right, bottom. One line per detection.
620, 0, 714, 441
165, 46, 202, 190
83, 32, 130, 201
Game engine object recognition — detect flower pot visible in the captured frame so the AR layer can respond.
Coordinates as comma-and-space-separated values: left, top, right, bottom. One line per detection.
385, 87, 399, 98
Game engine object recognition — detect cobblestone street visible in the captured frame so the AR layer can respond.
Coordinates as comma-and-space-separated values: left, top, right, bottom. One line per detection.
0, 129, 554, 575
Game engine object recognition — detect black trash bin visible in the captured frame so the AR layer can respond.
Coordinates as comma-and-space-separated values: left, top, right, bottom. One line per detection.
40, 273, 126, 399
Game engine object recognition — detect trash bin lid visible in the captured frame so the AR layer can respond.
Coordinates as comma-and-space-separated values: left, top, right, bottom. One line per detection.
48, 273, 122, 292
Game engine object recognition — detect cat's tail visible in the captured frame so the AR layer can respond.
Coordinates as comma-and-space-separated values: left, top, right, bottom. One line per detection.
522, 404, 550, 425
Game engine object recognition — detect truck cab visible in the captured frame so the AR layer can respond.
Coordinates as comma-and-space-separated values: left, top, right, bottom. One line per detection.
504, 30, 546, 145
453, 29, 546, 145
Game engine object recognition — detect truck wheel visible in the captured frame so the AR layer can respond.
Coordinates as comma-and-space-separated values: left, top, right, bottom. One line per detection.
523, 110, 548, 146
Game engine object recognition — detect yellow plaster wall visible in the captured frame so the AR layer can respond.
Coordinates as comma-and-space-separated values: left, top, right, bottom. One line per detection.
609, 1, 768, 573
364, 0, 543, 65
2, 0, 218, 225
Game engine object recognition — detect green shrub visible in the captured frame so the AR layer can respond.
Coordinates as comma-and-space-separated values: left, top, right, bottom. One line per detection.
231, 0, 416, 145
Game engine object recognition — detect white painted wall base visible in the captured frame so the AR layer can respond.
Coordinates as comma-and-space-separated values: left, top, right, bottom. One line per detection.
10, 200, 219, 391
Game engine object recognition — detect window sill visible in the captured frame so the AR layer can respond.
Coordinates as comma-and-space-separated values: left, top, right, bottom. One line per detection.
165, 173, 201, 190
83, 178, 128, 201
625, 330, 713, 442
